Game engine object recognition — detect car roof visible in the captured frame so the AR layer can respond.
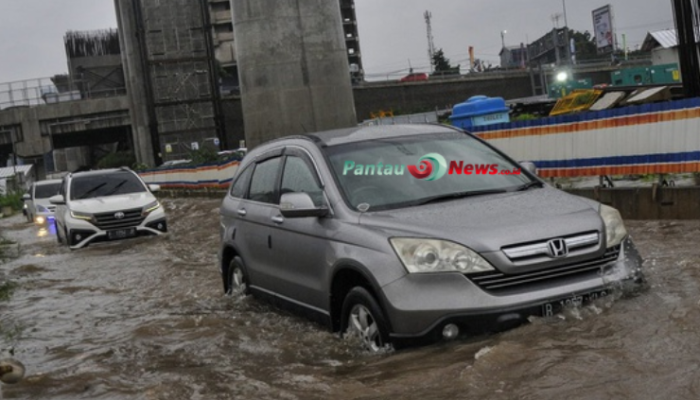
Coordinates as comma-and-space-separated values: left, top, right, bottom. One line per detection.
69, 168, 135, 179
34, 179, 62, 186
305, 124, 460, 147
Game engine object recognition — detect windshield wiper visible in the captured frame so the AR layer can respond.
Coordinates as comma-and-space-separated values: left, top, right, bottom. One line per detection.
517, 181, 544, 191
103, 180, 129, 196
415, 189, 510, 206
77, 183, 107, 200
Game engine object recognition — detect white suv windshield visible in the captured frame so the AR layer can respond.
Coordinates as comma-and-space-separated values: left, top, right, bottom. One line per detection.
34, 183, 61, 199
325, 132, 533, 211
70, 172, 147, 200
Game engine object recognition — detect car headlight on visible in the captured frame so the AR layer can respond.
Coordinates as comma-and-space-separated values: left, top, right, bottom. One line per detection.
600, 204, 628, 248
71, 210, 94, 222
142, 200, 161, 216
390, 238, 495, 274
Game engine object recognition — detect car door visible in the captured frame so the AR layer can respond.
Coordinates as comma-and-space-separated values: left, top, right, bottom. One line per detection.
267, 148, 336, 311
233, 151, 285, 293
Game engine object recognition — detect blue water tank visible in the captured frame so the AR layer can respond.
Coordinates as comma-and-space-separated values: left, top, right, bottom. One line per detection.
450, 96, 510, 130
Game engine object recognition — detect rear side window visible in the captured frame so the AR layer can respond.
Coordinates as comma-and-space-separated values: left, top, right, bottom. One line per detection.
248, 158, 281, 204
229, 165, 253, 198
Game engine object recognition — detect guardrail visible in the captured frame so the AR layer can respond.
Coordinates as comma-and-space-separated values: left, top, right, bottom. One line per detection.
471, 98, 700, 177
0, 77, 126, 110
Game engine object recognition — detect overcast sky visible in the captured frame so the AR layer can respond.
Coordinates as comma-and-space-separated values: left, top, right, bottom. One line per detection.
0, 0, 674, 83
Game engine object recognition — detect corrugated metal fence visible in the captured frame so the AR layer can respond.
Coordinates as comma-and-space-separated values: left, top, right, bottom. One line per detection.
471, 98, 700, 177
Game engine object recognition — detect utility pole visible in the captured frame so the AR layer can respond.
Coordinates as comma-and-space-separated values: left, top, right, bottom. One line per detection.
562, 0, 572, 64
425, 11, 436, 72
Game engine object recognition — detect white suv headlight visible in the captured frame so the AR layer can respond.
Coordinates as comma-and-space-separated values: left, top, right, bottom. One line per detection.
36, 205, 50, 213
142, 200, 161, 216
390, 238, 495, 274
600, 204, 628, 248
71, 210, 94, 222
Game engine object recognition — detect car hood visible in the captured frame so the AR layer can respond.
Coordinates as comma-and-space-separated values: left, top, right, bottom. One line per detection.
359, 187, 603, 253
33, 198, 55, 208
70, 192, 155, 214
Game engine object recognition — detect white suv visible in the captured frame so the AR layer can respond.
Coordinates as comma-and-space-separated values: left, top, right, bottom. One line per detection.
23, 179, 62, 225
50, 168, 167, 249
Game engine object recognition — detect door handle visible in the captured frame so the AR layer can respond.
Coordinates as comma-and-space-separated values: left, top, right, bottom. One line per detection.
271, 215, 284, 224
237, 209, 247, 217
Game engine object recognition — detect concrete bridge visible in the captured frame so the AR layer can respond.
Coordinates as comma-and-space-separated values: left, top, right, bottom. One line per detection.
0, 63, 622, 178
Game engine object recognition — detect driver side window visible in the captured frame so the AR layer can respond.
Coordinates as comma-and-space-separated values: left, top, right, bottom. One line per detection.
281, 156, 324, 207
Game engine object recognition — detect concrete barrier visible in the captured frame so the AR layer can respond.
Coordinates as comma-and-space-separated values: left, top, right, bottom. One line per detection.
139, 159, 240, 190
568, 186, 700, 220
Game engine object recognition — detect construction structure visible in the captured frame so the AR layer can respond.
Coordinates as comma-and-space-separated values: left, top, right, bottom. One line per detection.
424, 11, 436, 72
232, 0, 357, 148
114, 0, 225, 166
340, 0, 364, 84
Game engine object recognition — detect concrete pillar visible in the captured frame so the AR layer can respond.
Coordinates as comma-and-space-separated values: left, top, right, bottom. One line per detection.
232, 0, 357, 148
114, 0, 156, 167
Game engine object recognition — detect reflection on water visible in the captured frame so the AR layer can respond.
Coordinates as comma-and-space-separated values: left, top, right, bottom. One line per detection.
35, 220, 56, 238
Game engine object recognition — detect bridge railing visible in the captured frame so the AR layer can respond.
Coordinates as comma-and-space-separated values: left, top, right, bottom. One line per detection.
0, 77, 126, 110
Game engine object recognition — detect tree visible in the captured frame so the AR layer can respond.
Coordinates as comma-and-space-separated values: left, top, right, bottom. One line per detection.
569, 30, 598, 61
431, 49, 460, 76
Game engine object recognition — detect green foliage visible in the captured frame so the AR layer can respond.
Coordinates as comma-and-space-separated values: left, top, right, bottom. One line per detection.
97, 152, 137, 170
431, 49, 460, 76
132, 163, 150, 172
189, 148, 220, 165
0, 192, 24, 212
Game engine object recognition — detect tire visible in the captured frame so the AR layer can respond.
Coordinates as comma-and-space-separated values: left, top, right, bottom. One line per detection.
341, 287, 392, 353
25, 212, 32, 223
225, 256, 250, 296
65, 228, 74, 247
55, 221, 63, 244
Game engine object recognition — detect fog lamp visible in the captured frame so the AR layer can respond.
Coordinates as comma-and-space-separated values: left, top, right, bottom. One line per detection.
442, 324, 459, 340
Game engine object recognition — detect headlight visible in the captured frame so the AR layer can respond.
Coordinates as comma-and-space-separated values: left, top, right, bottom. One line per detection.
70, 210, 93, 222
390, 238, 495, 274
142, 200, 161, 216
36, 205, 50, 213
600, 204, 628, 248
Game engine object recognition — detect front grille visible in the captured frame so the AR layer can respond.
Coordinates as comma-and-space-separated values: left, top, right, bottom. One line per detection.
93, 208, 145, 230
469, 246, 621, 293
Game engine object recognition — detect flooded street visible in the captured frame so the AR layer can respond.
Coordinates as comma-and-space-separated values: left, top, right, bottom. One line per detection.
1, 198, 699, 399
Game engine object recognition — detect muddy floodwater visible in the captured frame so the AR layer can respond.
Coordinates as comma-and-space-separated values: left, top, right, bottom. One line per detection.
1, 198, 699, 399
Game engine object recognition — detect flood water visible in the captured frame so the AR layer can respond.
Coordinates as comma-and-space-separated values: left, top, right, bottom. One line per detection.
1, 198, 698, 399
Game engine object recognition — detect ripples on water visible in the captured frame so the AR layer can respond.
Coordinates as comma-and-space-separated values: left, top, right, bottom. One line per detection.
1, 208, 699, 399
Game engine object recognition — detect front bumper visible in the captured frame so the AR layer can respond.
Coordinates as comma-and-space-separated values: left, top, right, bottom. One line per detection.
66, 208, 168, 249
380, 237, 644, 340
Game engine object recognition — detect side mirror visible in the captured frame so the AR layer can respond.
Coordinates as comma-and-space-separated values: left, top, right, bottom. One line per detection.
520, 161, 538, 175
49, 195, 66, 205
280, 192, 328, 218
149, 184, 161, 192
22, 193, 30, 201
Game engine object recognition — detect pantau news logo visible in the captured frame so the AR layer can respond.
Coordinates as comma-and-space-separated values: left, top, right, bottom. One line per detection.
343, 153, 521, 181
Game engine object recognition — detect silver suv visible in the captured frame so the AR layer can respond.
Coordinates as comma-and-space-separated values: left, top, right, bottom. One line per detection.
218, 125, 644, 351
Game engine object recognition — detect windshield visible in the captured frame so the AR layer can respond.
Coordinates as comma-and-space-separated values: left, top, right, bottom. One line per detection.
70, 172, 147, 201
325, 132, 533, 211
34, 183, 61, 199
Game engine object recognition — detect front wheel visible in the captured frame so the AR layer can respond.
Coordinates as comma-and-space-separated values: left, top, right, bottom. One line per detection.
341, 287, 392, 353
55, 221, 63, 244
226, 256, 250, 296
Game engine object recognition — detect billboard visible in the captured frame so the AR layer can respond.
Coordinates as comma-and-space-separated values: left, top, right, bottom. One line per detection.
592, 5, 615, 54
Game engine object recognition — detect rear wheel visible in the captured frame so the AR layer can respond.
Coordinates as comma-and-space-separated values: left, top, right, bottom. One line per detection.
341, 287, 392, 353
226, 256, 250, 296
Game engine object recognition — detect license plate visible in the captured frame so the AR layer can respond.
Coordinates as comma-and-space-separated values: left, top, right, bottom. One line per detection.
541, 290, 610, 317
107, 228, 137, 240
